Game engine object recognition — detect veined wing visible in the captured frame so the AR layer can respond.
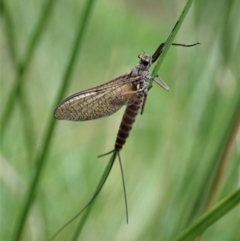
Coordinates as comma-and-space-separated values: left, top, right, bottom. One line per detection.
54, 73, 139, 121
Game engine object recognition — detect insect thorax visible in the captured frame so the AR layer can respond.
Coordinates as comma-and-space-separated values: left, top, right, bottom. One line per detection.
130, 65, 151, 98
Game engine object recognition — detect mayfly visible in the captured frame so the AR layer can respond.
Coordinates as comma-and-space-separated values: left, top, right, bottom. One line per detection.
53, 21, 199, 237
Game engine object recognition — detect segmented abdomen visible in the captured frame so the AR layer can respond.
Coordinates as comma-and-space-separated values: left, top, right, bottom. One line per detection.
115, 98, 143, 151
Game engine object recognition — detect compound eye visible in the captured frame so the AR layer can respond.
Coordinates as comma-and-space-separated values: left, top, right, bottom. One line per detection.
142, 59, 149, 65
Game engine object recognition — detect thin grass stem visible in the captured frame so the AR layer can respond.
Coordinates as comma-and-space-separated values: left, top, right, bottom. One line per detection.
11, 1, 96, 240
1, 0, 56, 136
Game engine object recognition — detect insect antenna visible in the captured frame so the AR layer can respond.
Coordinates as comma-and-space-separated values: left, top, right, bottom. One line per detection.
99, 150, 129, 223
140, 48, 145, 54
49, 154, 115, 241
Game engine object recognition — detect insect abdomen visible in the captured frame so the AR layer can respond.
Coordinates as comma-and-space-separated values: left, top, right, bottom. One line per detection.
115, 98, 143, 151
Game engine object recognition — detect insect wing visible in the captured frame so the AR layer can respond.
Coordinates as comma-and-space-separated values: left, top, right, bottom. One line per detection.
54, 75, 138, 121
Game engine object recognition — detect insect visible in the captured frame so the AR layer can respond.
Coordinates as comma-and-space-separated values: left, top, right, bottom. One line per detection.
54, 43, 198, 151
53, 22, 199, 232
54, 52, 170, 145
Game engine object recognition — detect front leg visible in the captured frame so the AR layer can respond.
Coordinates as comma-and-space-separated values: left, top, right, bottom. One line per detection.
153, 75, 170, 91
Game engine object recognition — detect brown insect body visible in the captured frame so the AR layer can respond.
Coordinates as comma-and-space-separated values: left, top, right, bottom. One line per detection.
54, 54, 155, 153
115, 98, 143, 151
113, 54, 153, 151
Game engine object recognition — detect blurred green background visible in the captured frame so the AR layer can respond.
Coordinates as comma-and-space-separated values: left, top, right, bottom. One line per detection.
0, 0, 239, 240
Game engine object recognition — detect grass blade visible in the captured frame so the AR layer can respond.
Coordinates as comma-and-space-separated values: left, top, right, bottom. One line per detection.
1, 0, 56, 136
171, 188, 240, 241
204, 95, 240, 210
151, 0, 195, 78
11, 1, 96, 240
70, 153, 116, 241
49, 153, 115, 241
1, 0, 35, 159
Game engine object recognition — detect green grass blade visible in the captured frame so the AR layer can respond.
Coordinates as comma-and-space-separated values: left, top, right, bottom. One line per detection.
71, 153, 116, 241
11, 1, 96, 240
49, 153, 115, 241
1, 0, 35, 159
1, 0, 18, 64
1, 0, 56, 136
151, 0, 195, 78
171, 188, 240, 241
204, 94, 240, 210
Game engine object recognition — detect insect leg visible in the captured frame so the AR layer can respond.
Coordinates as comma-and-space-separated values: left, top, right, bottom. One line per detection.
153, 75, 170, 91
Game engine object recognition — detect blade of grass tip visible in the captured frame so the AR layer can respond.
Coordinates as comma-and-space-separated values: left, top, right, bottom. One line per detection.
151, 0, 195, 79
70, 153, 116, 241
0, 0, 56, 136
171, 188, 240, 241
11, 1, 97, 241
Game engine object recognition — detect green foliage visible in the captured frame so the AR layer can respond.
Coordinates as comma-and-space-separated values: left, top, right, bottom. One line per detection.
1, 0, 239, 241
